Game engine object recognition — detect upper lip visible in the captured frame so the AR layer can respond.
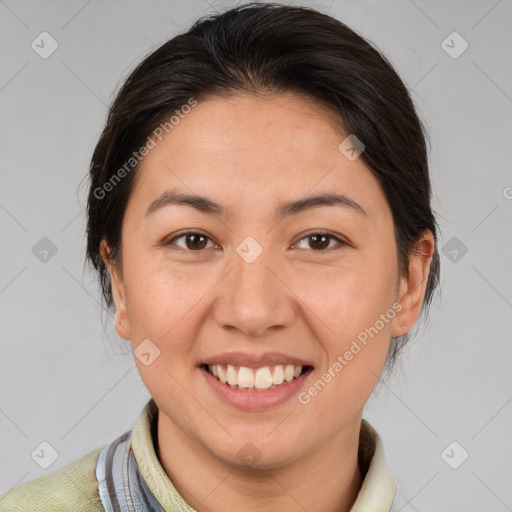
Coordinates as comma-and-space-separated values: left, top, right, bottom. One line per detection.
202, 351, 313, 369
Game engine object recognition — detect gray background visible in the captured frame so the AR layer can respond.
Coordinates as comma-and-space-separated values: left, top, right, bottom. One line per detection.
1, 0, 511, 511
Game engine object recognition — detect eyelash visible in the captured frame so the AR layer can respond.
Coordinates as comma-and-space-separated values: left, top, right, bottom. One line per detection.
162, 230, 348, 253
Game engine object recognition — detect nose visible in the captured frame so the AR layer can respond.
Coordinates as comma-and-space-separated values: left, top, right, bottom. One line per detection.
213, 244, 296, 337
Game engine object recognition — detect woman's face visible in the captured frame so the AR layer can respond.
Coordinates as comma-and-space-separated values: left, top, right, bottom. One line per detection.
102, 92, 431, 468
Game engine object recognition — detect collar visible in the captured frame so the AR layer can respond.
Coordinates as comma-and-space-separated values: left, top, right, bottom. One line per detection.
351, 418, 398, 511
129, 398, 397, 511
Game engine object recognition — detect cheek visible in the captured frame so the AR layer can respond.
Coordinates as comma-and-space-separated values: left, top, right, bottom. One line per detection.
124, 260, 207, 405
293, 253, 398, 340
300, 271, 396, 424
123, 247, 206, 335
292, 251, 397, 411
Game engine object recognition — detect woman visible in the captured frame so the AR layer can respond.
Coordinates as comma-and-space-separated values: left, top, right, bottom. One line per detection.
0, 2, 439, 511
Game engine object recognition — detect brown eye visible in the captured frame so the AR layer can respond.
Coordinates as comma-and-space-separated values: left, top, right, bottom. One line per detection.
294, 232, 347, 251
308, 234, 330, 250
164, 232, 215, 251
184, 233, 208, 250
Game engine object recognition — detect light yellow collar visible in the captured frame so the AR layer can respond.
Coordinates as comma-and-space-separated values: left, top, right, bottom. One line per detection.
351, 419, 397, 511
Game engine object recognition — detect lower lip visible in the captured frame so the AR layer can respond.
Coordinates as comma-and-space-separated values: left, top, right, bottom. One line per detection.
200, 366, 313, 410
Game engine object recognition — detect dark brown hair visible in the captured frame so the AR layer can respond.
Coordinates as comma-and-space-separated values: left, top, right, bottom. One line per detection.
85, 2, 440, 374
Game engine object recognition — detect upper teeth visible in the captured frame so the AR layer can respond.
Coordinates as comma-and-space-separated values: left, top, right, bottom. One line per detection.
208, 364, 303, 390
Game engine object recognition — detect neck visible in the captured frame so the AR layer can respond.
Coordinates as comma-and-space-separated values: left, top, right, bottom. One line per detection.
156, 412, 364, 512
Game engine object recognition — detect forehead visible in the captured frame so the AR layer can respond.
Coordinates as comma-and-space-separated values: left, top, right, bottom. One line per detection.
128, 92, 388, 220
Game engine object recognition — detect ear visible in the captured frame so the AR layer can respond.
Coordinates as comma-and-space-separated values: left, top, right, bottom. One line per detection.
100, 239, 131, 340
392, 229, 435, 338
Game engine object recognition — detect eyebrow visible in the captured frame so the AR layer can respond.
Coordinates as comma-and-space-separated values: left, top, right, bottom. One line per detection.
144, 189, 367, 221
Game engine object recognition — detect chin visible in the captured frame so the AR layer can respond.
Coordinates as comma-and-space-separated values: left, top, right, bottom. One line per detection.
209, 436, 302, 471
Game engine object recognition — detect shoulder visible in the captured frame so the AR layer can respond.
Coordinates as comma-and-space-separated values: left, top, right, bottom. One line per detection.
0, 445, 105, 512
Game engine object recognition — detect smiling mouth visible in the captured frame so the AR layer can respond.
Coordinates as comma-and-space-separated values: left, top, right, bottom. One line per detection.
201, 363, 313, 391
